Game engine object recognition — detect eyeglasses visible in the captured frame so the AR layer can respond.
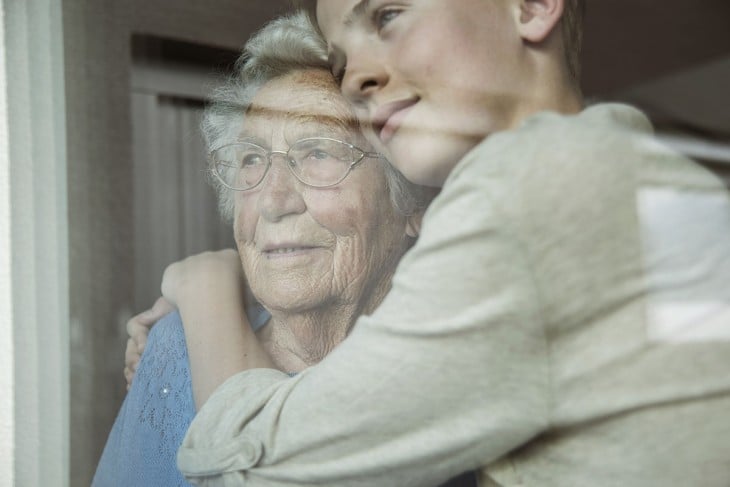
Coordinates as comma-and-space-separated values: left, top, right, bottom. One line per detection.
210, 137, 381, 191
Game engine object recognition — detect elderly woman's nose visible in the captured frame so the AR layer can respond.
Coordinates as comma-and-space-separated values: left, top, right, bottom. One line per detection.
257, 155, 306, 222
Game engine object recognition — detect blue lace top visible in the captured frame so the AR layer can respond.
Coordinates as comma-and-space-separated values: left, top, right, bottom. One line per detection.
92, 308, 269, 486
92, 309, 475, 486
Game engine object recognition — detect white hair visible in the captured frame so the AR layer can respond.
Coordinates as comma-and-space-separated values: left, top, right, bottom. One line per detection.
201, 10, 432, 221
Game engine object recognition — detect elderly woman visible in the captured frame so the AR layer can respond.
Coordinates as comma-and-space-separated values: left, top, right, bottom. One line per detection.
92, 11, 438, 486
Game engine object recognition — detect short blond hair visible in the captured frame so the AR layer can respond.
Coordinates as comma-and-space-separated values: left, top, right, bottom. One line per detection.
561, 0, 586, 84
292, 0, 585, 84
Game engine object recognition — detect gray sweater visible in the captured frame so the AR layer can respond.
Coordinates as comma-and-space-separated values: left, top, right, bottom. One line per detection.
179, 104, 730, 486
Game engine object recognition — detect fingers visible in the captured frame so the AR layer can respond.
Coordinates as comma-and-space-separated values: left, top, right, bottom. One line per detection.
124, 366, 134, 390
123, 297, 175, 388
124, 338, 139, 388
147, 296, 176, 320
127, 297, 175, 333
126, 317, 148, 358
125, 337, 139, 369
125, 297, 174, 348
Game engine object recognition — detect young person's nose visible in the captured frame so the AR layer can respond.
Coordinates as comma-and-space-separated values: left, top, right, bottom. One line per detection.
340, 50, 389, 105
257, 154, 306, 222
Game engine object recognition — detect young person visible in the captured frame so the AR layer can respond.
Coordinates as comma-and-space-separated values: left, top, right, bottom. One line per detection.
149, 1, 730, 485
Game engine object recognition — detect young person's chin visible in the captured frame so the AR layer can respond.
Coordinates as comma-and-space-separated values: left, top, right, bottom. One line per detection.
388, 130, 477, 188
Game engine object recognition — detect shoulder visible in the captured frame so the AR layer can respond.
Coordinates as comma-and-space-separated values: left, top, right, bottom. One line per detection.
450, 103, 653, 181
431, 104, 725, 240
518, 102, 653, 141
444, 103, 722, 199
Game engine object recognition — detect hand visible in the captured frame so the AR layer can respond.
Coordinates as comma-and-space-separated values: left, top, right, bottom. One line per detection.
124, 296, 175, 389
161, 249, 245, 307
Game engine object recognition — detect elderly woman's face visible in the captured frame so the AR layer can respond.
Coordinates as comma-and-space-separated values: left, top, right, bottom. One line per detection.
233, 70, 415, 314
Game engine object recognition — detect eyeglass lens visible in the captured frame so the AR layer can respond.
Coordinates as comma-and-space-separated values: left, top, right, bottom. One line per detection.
214, 138, 361, 190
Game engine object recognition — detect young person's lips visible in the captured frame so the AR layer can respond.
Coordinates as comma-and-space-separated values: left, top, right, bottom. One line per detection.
373, 99, 418, 144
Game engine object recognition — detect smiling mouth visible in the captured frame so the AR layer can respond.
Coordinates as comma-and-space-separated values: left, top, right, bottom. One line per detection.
267, 247, 310, 254
262, 246, 319, 258
373, 99, 418, 144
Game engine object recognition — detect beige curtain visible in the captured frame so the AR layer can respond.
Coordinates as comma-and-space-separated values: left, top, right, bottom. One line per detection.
131, 92, 234, 311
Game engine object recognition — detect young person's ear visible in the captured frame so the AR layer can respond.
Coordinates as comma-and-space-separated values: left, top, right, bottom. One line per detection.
517, 0, 564, 43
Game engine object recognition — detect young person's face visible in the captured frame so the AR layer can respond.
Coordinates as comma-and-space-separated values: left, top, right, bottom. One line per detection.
317, 0, 532, 187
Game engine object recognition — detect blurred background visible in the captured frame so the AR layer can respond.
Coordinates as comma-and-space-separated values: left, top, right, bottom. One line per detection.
2, 0, 729, 485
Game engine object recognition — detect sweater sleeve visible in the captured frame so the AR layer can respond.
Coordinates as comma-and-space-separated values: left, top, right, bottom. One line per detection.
177, 148, 551, 487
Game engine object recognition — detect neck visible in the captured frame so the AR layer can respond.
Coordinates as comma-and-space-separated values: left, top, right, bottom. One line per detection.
511, 73, 583, 130
254, 234, 410, 373
256, 309, 349, 373
256, 274, 393, 373
509, 38, 585, 128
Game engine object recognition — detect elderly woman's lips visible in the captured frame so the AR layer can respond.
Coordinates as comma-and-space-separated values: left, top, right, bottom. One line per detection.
262, 246, 320, 258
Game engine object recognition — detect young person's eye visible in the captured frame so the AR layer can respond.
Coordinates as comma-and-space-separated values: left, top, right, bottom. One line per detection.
372, 7, 403, 33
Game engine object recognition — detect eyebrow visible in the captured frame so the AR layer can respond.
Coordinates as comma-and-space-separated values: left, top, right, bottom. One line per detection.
344, 0, 371, 26
289, 113, 360, 137
235, 135, 267, 147
247, 105, 359, 128
240, 106, 362, 144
